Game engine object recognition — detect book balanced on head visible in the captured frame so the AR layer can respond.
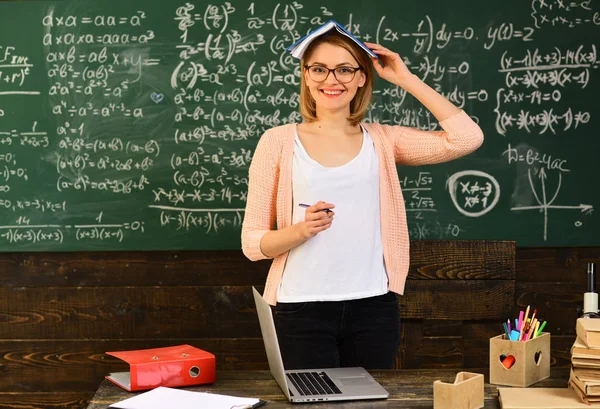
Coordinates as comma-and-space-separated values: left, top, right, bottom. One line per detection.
285, 20, 378, 59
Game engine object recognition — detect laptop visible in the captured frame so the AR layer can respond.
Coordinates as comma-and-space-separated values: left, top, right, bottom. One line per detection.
252, 287, 389, 403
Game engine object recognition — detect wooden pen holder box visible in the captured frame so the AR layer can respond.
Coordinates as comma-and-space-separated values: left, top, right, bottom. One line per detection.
433, 371, 484, 409
489, 332, 550, 387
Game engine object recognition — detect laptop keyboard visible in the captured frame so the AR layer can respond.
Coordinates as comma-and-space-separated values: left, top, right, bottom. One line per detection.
286, 372, 342, 396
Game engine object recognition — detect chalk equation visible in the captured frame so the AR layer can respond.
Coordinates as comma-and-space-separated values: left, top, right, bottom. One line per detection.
0, 0, 596, 249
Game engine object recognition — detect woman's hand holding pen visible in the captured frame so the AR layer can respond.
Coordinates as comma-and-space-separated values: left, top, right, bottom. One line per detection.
298, 201, 335, 239
257, 201, 334, 258
364, 42, 414, 87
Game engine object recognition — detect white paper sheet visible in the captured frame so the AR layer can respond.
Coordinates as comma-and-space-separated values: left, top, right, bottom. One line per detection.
109, 386, 262, 409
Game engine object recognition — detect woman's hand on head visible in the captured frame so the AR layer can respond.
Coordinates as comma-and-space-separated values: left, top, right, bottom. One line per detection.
364, 42, 414, 87
298, 201, 335, 239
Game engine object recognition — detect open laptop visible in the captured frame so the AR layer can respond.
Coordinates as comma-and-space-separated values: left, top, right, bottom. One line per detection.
252, 287, 389, 403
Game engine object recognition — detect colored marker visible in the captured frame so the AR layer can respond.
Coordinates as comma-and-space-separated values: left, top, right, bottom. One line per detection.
536, 321, 547, 337
518, 310, 524, 331
519, 306, 530, 341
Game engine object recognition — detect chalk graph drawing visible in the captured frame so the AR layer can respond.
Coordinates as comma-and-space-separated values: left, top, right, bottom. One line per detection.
447, 170, 500, 217
511, 168, 593, 241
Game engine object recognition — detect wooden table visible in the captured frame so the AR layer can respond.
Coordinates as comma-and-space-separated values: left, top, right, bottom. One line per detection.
87, 368, 570, 408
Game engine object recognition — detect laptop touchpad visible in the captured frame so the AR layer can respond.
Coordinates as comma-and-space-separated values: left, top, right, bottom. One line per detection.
338, 376, 372, 386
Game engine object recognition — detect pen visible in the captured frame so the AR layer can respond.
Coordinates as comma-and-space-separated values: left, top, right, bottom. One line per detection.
299, 203, 332, 213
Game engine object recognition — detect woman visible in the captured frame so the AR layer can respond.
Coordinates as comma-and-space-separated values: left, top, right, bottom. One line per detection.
242, 30, 483, 370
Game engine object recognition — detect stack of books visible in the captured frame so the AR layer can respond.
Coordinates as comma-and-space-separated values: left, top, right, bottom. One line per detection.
569, 318, 600, 404
285, 20, 377, 60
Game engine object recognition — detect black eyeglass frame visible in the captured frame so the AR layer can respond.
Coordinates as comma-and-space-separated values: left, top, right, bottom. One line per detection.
304, 64, 363, 83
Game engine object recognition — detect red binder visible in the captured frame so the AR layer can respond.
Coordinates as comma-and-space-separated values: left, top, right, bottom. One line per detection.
105, 344, 216, 391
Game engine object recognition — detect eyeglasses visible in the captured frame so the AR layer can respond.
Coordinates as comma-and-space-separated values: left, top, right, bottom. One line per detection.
304, 65, 362, 84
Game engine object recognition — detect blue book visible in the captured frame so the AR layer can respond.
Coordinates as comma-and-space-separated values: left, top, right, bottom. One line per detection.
286, 20, 378, 60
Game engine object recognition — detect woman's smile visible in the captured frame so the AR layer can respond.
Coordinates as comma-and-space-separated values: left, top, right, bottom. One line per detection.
320, 88, 346, 98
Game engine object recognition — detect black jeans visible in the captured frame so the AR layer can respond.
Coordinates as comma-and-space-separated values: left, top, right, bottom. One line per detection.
273, 292, 401, 370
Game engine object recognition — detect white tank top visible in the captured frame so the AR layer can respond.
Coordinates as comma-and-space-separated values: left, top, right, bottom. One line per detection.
277, 125, 389, 302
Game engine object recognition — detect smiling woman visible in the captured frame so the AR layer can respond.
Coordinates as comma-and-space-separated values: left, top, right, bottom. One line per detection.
299, 35, 372, 126
242, 21, 484, 372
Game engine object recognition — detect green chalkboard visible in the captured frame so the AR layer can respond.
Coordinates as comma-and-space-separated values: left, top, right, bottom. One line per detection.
0, 0, 597, 251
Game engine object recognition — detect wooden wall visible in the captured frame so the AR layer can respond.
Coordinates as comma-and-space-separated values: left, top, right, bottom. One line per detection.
0, 241, 598, 408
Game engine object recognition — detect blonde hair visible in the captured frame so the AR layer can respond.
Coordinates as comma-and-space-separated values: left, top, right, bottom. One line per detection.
299, 32, 374, 126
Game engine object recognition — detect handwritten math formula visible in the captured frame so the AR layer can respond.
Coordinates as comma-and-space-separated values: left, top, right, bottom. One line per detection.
0, 0, 597, 249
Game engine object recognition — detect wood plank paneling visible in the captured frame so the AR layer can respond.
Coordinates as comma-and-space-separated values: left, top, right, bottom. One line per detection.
0, 339, 267, 392
462, 321, 506, 369
422, 320, 463, 337
420, 336, 463, 369
0, 240, 516, 288
0, 281, 512, 340
0, 393, 90, 409
399, 321, 423, 369
409, 240, 515, 280
516, 247, 600, 283
551, 335, 578, 368
0, 286, 262, 339
400, 280, 513, 320
0, 330, 561, 389
515, 282, 581, 335
0, 251, 270, 288
411, 321, 464, 369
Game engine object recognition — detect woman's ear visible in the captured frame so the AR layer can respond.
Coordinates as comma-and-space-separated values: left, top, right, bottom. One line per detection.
357, 71, 366, 88
302, 66, 311, 84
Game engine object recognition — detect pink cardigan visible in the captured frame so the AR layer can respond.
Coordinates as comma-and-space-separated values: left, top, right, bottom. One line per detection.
242, 110, 484, 305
